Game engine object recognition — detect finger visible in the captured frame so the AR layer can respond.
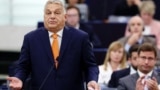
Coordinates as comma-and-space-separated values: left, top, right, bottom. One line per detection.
6, 77, 13, 81
88, 87, 94, 90
94, 85, 99, 90
137, 76, 145, 83
10, 84, 21, 90
9, 83, 15, 89
151, 77, 157, 82
146, 79, 157, 89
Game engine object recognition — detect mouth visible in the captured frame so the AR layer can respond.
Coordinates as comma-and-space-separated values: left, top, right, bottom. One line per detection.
49, 21, 57, 24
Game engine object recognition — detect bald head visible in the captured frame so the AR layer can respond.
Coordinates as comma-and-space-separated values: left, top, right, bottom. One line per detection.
128, 16, 144, 34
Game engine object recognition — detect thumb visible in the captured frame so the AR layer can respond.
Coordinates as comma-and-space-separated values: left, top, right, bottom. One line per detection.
6, 77, 13, 81
88, 81, 99, 90
151, 77, 157, 82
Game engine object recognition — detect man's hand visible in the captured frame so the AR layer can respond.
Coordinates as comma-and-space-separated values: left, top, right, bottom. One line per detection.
136, 76, 145, 90
87, 81, 100, 90
133, 0, 141, 6
146, 77, 159, 90
127, 33, 140, 45
7, 77, 23, 90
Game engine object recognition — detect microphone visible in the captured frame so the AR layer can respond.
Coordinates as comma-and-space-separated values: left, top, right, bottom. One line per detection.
39, 56, 59, 90
39, 65, 54, 90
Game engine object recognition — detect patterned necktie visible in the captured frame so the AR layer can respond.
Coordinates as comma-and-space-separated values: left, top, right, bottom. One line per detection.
144, 76, 150, 90
52, 33, 59, 68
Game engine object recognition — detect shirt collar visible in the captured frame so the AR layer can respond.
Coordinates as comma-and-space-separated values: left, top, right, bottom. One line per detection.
75, 23, 80, 30
130, 66, 137, 74
138, 36, 143, 44
137, 69, 153, 77
48, 28, 63, 38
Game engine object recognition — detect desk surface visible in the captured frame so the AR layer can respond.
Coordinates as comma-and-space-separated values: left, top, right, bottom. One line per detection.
0, 74, 7, 80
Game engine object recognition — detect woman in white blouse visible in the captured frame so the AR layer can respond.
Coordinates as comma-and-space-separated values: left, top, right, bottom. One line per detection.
98, 41, 127, 86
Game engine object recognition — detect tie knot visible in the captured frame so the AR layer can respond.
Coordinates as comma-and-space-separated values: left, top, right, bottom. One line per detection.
53, 33, 58, 39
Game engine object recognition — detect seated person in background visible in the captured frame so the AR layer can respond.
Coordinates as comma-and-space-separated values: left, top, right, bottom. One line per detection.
66, 6, 101, 47
118, 43, 160, 90
125, 1, 160, 50
98, 41, 127, 87
113, 0, 141, 16
65, 0, 88, 22
118, 15, 156, 52
108, 44, 139, 88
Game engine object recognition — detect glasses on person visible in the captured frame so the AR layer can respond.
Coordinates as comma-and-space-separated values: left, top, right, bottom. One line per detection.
67, 14, 78, 17
139, 56, 156, 61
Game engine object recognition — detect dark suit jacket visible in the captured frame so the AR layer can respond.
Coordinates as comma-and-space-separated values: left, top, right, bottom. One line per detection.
14, 27, 99, 90
79, 23, 101, 47
108, 67, 130, 88
113, 0, 139, 16
117, 71, 160, 90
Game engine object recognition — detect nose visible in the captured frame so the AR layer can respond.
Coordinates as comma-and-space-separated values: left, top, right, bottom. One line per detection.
144, 59, 149, 64
51, 13, 55, 19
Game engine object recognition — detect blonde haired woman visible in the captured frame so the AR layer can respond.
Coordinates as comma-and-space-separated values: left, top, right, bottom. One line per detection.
98, 41, 127, 86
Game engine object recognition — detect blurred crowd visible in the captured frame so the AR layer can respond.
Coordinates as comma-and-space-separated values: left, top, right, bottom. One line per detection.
64, 0, 160, 89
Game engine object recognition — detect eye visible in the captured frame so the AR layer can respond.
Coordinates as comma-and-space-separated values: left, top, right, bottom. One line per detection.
131, 23, 135, 26
55, 11, 61, 15
137, 23, 141, 26
118, 50, 122, 53
140, 56, 146, 60
46, 11, 51, 15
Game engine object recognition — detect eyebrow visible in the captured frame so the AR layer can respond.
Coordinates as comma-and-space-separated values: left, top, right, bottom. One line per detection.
45, 8, 62, 11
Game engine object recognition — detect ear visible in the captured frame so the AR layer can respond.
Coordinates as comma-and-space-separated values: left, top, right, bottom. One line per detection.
127, 25, 131, 32
128, 28, 130, 32
143, 27, 145, 31
64, 14, 67, 21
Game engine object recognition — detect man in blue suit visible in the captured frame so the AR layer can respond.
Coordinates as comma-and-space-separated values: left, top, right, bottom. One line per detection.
7, 0, 99, 90
108, 44, 139, 88
65, 5, 101, 47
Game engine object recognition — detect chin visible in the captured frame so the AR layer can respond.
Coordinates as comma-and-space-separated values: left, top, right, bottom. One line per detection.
48, 25, 57, 28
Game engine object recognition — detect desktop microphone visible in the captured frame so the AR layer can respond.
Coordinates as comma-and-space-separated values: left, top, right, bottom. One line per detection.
38, 66, 53, 90
38, 57, 59, 90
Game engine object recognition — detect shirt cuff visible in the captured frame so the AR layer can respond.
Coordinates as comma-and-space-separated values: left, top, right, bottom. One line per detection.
125, 44, 131, 52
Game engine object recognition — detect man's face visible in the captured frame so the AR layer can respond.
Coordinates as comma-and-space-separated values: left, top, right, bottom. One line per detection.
68, 0, 78, 4
44, 3, 66, 32
66, 8, 80, 27
137, 51, 156, 74
129, 17, 144, 35
129, 52, 138, 70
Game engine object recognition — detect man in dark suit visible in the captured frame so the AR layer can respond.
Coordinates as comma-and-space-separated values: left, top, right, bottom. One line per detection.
7, 0, 99, 90
108, 44, 139, 88
118, 43, 160, 90
65, 5, 101, 47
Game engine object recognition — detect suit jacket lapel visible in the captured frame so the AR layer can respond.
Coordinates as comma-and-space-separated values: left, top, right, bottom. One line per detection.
127, 67, 131, 75
152, 71, 160, 84
58, 27, 72, 64
38, 28, 54, 65
131, 73, 139, 86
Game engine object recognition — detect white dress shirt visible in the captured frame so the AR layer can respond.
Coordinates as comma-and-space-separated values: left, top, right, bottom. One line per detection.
48, 29, 63, 49
137, 70, 153, 90
98, 63, 121, 85
130, 66, 137, 75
